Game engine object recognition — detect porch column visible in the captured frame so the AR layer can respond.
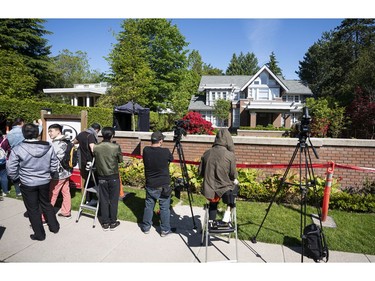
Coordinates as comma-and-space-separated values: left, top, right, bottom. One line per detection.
273, 113, 282, 128
250, 112, 257, 128
86, 95, 90, 107
285, 114, 291, 129
73, 96, 78, 106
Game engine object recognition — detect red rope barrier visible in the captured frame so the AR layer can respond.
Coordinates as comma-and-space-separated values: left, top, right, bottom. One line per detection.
122, 152, 375, 173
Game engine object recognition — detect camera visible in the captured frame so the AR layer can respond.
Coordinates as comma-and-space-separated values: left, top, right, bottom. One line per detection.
173, 119, 189, 142
173, 178, 186, 199
295, 106, 311, 138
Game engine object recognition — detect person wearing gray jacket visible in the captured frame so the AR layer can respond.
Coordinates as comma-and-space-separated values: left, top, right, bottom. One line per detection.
7, 123, 60, 241
198, 128, 238, 221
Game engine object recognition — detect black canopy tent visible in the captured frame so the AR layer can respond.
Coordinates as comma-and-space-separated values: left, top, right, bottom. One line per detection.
113, 101, 150, 132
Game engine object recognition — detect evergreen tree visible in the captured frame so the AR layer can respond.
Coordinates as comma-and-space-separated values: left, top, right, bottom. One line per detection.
0, 49, 37, 98
226, 52, 259, 75
266, 51, 283, 78
0, 19, 54, 93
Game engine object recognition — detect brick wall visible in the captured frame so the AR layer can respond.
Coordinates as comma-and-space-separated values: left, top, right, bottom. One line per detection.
112, 131, 375, 189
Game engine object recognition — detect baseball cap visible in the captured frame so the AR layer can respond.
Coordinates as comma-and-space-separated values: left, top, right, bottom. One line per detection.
151, 131, 165, 141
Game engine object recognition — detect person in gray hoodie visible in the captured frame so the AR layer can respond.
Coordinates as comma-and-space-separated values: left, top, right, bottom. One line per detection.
7, 123, 60, 241
199, 128, 238, 221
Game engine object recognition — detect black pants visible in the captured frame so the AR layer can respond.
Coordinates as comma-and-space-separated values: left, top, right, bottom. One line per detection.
98, 178, 120, 225
21, 183, 60, 239
209, 186, 238, 220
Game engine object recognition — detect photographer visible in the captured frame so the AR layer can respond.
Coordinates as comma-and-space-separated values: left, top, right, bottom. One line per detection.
141, 131, 174, 237
198, 128, 238, 221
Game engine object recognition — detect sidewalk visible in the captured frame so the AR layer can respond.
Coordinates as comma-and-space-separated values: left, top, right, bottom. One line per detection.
0, 196, 374, 263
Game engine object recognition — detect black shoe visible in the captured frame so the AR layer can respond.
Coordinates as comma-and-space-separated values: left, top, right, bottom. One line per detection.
24, 211, 29, 218
110, 221, 120, 231
30, 234, 45, 241
102, 223, 110, 231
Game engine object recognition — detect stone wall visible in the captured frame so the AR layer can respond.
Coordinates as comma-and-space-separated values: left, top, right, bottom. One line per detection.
112, 131, 375, 189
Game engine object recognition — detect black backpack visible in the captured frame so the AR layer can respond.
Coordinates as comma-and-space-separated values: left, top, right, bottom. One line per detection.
60, 139, 78, 170
303, 223, 329, 262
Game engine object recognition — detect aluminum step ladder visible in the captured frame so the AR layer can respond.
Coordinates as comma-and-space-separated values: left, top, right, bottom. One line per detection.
201, 200, 238, 263
75, 158, 100, 228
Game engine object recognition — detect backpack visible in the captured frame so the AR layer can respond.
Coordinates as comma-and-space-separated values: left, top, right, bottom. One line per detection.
0, 138, 7, 165
60, 139, 78, 170
303, 223, 329, 262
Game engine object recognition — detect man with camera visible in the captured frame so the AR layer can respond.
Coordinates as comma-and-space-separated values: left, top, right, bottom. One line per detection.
141, 131, 174, 237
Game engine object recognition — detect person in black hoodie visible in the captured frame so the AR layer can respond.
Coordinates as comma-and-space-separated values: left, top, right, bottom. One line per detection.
7, 123, 60, 241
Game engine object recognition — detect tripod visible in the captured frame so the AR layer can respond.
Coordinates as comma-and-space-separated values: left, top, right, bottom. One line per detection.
172, 137, 197, 229
251, 131, 325, 262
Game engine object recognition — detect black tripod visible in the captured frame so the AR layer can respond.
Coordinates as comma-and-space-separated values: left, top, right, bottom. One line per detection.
172, 133, 197, 229
251, 109, 325, 262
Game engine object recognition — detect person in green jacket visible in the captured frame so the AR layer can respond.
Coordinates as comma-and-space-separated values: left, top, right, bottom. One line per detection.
93, 127, 123, 231
198, 128, 238, 221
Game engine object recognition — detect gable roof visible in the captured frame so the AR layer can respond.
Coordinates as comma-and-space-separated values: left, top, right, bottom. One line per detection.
240, 65, 289, 92
198, 65, 312, 95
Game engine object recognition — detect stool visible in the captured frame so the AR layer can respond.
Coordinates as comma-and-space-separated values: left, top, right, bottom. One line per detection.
201, 200, 238, 262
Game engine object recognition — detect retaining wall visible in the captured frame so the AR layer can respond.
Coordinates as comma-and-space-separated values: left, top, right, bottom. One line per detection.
111, 131, 375, 189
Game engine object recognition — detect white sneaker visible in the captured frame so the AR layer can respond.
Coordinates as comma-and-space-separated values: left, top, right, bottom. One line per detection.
222, 210, 231, 223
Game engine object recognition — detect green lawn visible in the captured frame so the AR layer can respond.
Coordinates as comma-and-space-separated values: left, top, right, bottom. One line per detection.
7, 186, 375, 255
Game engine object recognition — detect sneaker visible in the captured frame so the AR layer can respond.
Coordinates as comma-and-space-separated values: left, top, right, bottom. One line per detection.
42, 221, 48, 226
2, 192, 8, 197
142, 229, 150, 234
24, 211, 29, 218
102, 223, 110, 231
16, 193, 22, 197
30, 234, 45, 241
58, 213, 72, 219
161, 230, 171, 237
110, 221, 120, 231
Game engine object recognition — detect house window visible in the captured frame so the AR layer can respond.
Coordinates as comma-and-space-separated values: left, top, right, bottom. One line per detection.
260, 72, 268, 85
233, 108, 240, 127
271, 87, 280, 98
258, 88, 269, 100
222, 91, 227, 100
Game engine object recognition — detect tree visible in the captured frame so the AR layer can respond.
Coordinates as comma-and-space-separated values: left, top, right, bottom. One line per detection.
52, 49, 103, 88
0, 19, 54, 93
346, 87, 375, 139
305, 97, 347, 138
107, 19, 188, 112
297, 19, 375, 106
266, 52, 283, 78
0, 49, 37, 99
213, 99, 231, 126
226, 52, 259, 75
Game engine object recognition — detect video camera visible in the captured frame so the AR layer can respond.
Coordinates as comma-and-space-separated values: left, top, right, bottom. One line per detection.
296, 106, 311, 138
173, 119, 189, 143
173, 178, 186, 199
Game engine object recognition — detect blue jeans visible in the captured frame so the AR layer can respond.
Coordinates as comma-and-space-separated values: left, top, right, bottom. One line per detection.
142, 186, 171, 233
0, 168, 8, 194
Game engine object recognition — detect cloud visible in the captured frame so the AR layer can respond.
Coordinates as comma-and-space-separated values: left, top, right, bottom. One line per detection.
245, 19, 282, 65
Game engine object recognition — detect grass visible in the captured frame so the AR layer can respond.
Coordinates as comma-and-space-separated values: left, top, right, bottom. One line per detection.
6, 186, 375, 255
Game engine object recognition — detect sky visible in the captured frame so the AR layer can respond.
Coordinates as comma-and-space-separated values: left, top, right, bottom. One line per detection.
43, 18, 344, 80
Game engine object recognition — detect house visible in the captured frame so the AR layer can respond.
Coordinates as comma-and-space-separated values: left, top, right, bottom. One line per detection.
43, 82, 109, 107
188, 65, 313, 129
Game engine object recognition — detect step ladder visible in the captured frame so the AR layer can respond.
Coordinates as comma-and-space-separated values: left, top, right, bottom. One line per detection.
75, 158, 100, 228
201, 200, 238, 263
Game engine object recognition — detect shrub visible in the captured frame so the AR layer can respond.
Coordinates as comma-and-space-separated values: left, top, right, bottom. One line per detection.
181, 111, 214, 135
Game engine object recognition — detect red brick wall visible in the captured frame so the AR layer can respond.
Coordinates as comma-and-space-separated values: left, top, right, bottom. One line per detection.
112, 132, 375, 189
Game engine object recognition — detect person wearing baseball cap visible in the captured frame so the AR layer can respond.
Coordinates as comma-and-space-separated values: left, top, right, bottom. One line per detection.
141, 131, 173, 237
